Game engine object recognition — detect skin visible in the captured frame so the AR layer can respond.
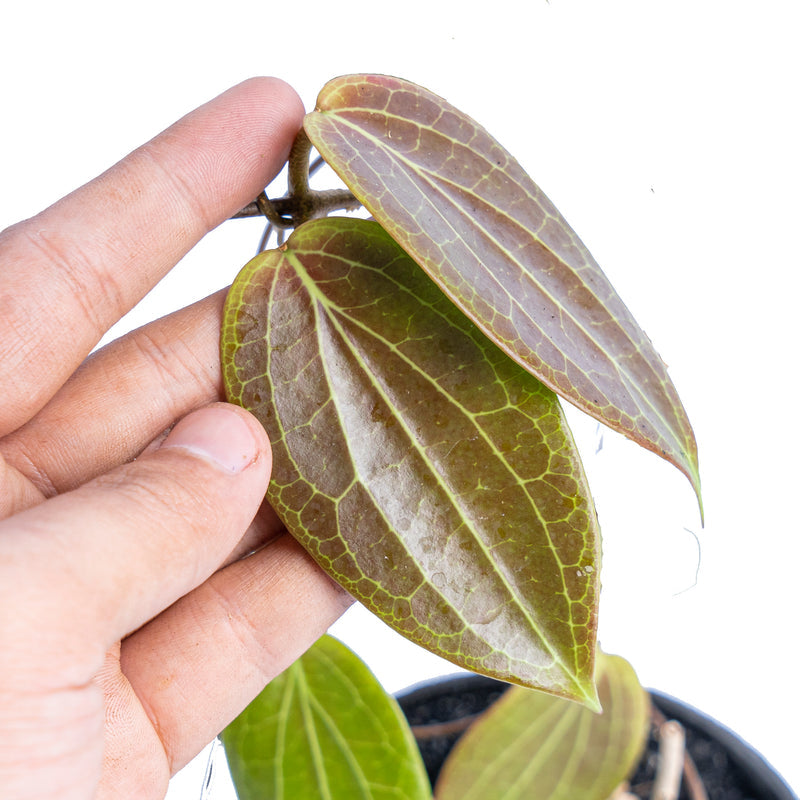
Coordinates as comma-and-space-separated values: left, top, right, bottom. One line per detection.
0, 78, 353, 800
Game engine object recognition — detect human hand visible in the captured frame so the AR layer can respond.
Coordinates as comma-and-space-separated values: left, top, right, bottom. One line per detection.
0, 78, 353, 800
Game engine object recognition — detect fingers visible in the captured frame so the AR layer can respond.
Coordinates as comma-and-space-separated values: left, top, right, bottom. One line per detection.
0, 289, 287, 547
0, 290, 286, 551
118, 534, 354, 774
96, 644, 170, 799
0, 290, 229, 500
0, 452, 46, 519
0, 403, 272, 689
0, 77, 304, 436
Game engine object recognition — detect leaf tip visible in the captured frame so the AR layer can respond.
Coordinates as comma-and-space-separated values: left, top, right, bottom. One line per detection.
684, 454, 704, 527
578, 681, 603, 714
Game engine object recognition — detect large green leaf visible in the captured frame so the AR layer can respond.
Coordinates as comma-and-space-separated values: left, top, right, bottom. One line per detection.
304, 74, 701, 506
435, 652, 650, 800
222, 217, 600, 705
222, 635, 431, 800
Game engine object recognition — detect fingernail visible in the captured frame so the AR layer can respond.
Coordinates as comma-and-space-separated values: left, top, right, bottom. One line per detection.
160, 405, 260, 474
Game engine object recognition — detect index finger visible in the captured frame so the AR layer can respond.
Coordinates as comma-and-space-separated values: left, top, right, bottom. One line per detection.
0, 77, 304, 437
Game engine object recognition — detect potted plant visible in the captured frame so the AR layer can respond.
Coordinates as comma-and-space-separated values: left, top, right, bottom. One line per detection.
219, 636, 796, 799
208, 74, 793, 798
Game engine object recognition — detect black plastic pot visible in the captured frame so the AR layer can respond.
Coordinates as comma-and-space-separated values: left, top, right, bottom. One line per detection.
396, 674, 797, 800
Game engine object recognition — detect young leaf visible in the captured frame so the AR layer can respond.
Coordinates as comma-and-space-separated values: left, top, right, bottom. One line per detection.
434, 652, 650, 800
304, 74, 701, 507
223, 217, 601, 704
222, 635, 431, 800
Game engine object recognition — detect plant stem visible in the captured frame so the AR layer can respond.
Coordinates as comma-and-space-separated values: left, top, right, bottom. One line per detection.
410, 713, 482, 741
288, 127, 313, 197
230, 130, 361, 231
651, 720, 685, 800
650, 705, 709, 800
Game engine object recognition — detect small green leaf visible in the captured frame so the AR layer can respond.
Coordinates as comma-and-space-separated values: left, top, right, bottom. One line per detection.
222, 217, 600, 704
222, 635, 431, 800
435, 652, 650, 800
304, 74, 701, 508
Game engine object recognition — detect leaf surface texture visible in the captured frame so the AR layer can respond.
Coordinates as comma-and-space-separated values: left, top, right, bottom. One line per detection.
435, 652, 650, 800
223, 635, 431, 800
304, 74, 700, 503
222, 218, 600, 702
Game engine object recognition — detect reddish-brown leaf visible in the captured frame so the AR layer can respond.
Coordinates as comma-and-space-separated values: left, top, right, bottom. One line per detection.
222, 218, 600, 703
304, 74, 700, 507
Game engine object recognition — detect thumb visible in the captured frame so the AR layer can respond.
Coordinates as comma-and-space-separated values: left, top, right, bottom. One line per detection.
0, 402, 272, 684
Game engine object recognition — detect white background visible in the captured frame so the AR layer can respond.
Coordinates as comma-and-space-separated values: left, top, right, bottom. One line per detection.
2, 1, 798, 796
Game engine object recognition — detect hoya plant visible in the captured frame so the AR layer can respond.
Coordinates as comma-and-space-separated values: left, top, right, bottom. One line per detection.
222, 636, 652, 799
216, 74, 700, 798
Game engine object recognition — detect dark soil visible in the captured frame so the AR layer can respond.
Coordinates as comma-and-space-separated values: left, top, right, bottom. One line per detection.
396, 676, 796, 800
629, 708, 767, 800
